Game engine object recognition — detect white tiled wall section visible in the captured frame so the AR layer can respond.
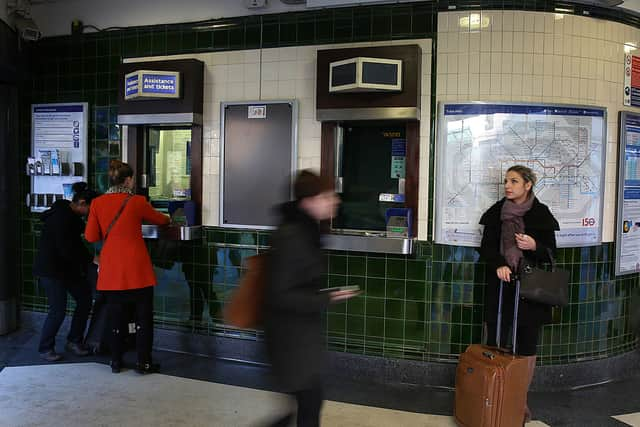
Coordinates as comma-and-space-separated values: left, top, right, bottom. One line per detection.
126, 39, 433, 234
438, 11, 640, 242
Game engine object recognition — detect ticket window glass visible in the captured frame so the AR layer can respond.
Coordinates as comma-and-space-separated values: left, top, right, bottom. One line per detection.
145, 127, 192, 209
332, 122, 406, 232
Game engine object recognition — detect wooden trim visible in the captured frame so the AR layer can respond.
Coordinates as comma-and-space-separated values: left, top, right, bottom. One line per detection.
320, 121, 336, 184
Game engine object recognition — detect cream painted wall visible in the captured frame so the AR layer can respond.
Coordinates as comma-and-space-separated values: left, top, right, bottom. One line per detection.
125, 39, 433, 237
437, 10, 640, 242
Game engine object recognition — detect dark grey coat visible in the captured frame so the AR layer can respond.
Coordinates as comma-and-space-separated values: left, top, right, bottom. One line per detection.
478, 197, 560, 327
264, 202, 331, 391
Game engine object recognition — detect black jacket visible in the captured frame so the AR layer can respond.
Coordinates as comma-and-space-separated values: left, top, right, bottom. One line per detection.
478, 197, 559, 326
33, 200, 93, 280
263, 202, 331, 391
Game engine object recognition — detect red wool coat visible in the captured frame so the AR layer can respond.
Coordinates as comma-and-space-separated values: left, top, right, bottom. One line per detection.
85, 193, 169, 291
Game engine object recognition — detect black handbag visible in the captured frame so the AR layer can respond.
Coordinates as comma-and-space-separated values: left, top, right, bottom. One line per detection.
518, 249, 570, 306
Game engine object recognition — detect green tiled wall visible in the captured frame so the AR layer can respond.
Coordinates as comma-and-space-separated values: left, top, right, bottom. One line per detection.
18, 2, 640, 365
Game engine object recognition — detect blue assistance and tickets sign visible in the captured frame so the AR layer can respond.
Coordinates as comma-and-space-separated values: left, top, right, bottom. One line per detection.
124, 70, 181, 100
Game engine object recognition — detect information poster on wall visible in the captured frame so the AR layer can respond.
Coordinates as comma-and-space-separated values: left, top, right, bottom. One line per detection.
435, 103, 606, 248
624, 54, 640, 107
30, 103, 88, 212
616, 112, 640, 275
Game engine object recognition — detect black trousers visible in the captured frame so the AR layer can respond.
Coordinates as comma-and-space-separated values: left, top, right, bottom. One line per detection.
104, 286, 154, 364
268, 384, 324, 427
294, 385, 323, 427
486, 321, 540, 356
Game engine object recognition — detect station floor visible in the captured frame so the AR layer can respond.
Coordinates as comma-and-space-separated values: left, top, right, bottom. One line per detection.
1, 321, 640, 427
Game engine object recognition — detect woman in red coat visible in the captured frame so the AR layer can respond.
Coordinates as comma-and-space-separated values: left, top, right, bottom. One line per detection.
85, 160, 169, 374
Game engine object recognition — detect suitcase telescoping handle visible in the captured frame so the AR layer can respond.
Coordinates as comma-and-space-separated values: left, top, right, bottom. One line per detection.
496, 277, 520, 355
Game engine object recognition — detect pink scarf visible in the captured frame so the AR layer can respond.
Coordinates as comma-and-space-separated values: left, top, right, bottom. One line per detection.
500, 196, 534, 270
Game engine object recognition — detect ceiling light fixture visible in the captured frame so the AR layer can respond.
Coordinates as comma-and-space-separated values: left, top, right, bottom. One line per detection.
459, 13, 490, 31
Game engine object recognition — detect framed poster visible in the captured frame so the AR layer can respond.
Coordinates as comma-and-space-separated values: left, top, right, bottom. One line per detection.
434, 102, 606, 248
30, 103, 89, 212
616, 111, 640, 275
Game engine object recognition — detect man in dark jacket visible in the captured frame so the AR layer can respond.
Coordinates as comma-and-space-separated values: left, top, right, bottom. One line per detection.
264, 170, 358, 427
33, 182, 98, 361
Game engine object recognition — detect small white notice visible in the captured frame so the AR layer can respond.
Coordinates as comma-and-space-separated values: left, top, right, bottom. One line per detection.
248, 105, 266, 119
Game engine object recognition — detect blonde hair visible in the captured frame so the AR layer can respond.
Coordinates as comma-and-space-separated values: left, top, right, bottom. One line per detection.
108, 160, 133, 186
507, 165, 537, 187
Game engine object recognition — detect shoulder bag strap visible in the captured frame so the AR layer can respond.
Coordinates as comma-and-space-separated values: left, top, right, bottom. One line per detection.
103, 194, 133, 243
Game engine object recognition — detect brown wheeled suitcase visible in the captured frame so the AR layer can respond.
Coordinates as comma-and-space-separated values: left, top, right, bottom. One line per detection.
454, 279, 529, 427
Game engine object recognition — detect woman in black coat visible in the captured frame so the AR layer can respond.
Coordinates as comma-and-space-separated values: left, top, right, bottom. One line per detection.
264, 170, 358, 427
478, 165, 559, 423
33, 182, 99, 362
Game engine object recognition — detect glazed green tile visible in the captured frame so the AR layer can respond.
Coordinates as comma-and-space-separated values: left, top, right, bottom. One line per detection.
365, 297, 385, 317
405, 302, 425, 322
346, 315, 365, 335
346, 294, 365, 315
352, 9, 372, 41
180, 31, 196, 50
328, 274, 346, 287
365, 317, 384, 337
261, 22, 278, 47
315, 15, 333, 42
385, 319, 404, 339
258, 233, 271, 247
386, 258, 406, 279
297, 17, 316, 44
385, 299, 404, 319
327, 313, 345, 334
371, 7, 391, 40
166, 31, 181, 52
405, 321, 425, 342
245, 24, 261, 48
138, 33, 152, 55
405, 280, 426, 301
432, 282, 452, 303
279, 22, 297, 46
366, 278, 385, 297
122, 35, 138, 57
333, 10, 354, 43
151, 32, 167, 55
366, 257, 385, 278
391, 6, 412, 37
329, 255, 347, 275
195, 31, 213, 50
406, 260, 425, 281
386, 279, 405, 300
347, 256, 366, 276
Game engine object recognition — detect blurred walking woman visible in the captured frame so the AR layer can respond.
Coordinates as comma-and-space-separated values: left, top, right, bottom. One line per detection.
85, 160, 169, 374
34, 182, 99, 362
264, 170, 358, 427
478, 165, 559, 423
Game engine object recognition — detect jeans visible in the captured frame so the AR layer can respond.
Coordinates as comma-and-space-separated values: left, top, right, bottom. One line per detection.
38, 276, 92, 353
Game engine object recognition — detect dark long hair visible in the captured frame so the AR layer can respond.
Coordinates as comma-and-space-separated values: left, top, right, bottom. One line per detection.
71, 182, 98, 204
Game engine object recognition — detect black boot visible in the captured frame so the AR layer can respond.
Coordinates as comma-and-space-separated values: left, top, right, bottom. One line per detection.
110, 360, 122, 374
135, 361, 160, 374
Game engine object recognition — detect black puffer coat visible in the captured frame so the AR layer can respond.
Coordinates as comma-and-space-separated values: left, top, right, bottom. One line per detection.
33, 199, 93, 280
478, 197, 560, 327
264, 202, 331, 391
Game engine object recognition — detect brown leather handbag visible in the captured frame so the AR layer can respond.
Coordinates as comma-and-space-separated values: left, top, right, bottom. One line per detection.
224, 253, 269, 329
